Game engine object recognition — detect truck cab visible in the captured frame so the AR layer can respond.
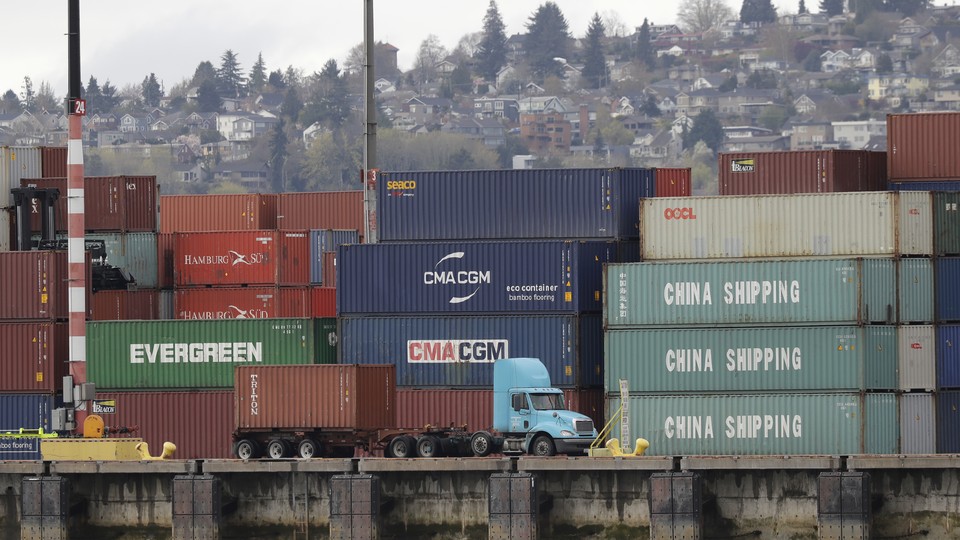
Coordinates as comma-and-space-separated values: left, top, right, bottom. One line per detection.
488, 357, 597, 456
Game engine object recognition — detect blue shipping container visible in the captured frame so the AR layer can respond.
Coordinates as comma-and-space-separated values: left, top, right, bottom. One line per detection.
938, 325, 960, 389
0, 394, 53, 460
320, 229, 360, 253
338, 315, 603, 388
337, 241, 615, 315
937, 258, 960, 322
377, 168, 655, 241
889, 182, 960, 191
937, 390, 960, 453
309, 230, 324, 284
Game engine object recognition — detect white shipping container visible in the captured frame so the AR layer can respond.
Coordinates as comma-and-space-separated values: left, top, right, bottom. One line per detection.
0, 210, 8, 252
900, 393, 935, 454
1, 146, 42, 206
898, 325, 936, 391
641, 192, 933, 259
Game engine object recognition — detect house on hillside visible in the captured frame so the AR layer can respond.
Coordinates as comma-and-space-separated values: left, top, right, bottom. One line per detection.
441, 116, 506, 148
520, 111, 571, 155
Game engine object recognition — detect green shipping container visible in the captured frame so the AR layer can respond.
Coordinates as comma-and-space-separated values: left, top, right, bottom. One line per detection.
605, 326, 898, 393
935, 192, 960, 256
32, 232, 159, 288
605, 258, 898, 327
607, 393, 875, 456
864, 392, 898, 454
898, 258, 934, 323
87, 318, 337, 390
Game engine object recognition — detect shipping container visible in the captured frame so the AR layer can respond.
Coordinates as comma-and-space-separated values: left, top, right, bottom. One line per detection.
604, 326, 898, 393
717, 150, 887, 195
865, 392, 899, 454
40, 146, 67, 178
156, 232, 174, 289
607, 393, 874, 455
96, 391, 234, 459
174, 230, 310, 287
937, 390, 960, 453
89, 290, 159, 321
309, 230, 324, 284
654, 168, 692, 197
320, 229, 360, 252
605, 258, 898, 327
888, 112, 960, 181
377, 168, 655, 241
309, 230, 359, 283
159, 193, 277, 233
174, 287, 312, 319
0, 210, 8, 252
338, 241, 615, 315
640, 192, 933, 259
20, 176, 158, 232
30, 232, 160, 288
322, 252, 336, 287
938, 325, 960, 389
1, 146, 42, 206
0, 251, 90, 320
0, 322, 68, 393
311, 287, 336, 318
899, 258, 935, 323
158, 290, 174, 320
934, 192, 960, 256
901, 392, 936, 454
936, 258, 960, 322
889, 182, 960, 192
234, 365, 395, 431
0, 394, 53, 460
338, 315, 603, 388
899, 326, 936, 391
276, 191, 364, 231
86, 318, 337, 390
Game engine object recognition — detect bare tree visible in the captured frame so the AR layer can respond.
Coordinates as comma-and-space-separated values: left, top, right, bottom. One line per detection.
601, 10, 629, 37
677, 0, 733, 33
414, 34, 448, 88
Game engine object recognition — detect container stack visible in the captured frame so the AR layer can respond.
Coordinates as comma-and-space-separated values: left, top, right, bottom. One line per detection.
605, 191, 942, 455
338, 168, 686, 431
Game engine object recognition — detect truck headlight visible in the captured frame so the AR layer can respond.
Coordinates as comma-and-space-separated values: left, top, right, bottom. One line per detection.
560, 430, 575, 437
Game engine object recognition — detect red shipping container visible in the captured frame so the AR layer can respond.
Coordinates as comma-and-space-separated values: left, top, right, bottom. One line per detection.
655, 168, 692, 197
174, 230, 310, 287
322, 252, 337, 287
156, 232, 175, 289
0, 322, 68, 393
89, 290, 159, 321
40, 146, 67, 178
20, 176, 158, 232
160, 193, 277, 233
277, 191, 364, 231
717, 150, 888, 195
888, 112, 960, 181
174, 287, 312, 319
0, 251, 90, 320
96, 391, 234, 459
234, 365, 396, 431
311, 287, 336, 318
563, 388, 606, 431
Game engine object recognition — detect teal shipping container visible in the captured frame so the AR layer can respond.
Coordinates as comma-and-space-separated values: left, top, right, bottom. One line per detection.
32, 232, 159, 288
865, 392, 899, 454
934, 192, 960, 255
604, 326, 898, 393
898, 258, 934, 323
606, 258, 901, 327
607, 393, 884, 455
86, 318, 337, 390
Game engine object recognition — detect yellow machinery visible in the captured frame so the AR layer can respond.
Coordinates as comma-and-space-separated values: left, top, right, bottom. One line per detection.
588, 379, 649, 457
13, 415, 178, 461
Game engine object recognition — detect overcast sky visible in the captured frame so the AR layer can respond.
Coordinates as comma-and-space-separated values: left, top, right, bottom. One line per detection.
4, 0, 799, 99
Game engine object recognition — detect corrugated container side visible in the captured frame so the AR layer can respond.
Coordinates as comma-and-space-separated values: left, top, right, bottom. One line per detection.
654, 168, 691, 197
0, 210, 9, 252
309, 230, 324, 284
607, 393, 866, 455
6, 147, 42, 199
397, 389, 493, 431
338, 315, 603, 388
865, 392, 899, 454
377, 168, 654, 241
0, 394, 53, 459
321, 230, 361, 252
899, 258, 934, 323
938, 325, 960, 389
158, 290, 174, 320
900, 393, 935, 454
40, 146, 67, 178
605, 258, 896, 327
156, 232, 175, 289
96, 391, 234, 459
276, 191, 364, 231
718, 150, 887, 195
174, 231, 310, 287
322, 252, 336, 287
865, 326, 899, 390
159, 194, 277, 233
121, 176, 159, 232
90, 290, 159, 321
898, 191, 935, 256
91, 232, 158, 288
936, 258, 960, 322
604, 326, 891, 393
20, 176, 157, 232
311, 287, 337, 318
934, 192, 960, 256
937, 390, 960, 453
234, 365, 396, 431
889, 181, 960, 192
174, 287, 312, 319
0, 251, 91, 320
86, 318, 337, 390
888, 112, 960, 181
338, 241, 612, 315
898, 326, 936, 391
278, 231, 310, 286
0, 148, 10, 206
0, 323, 68, 393
564, 388, 606, 430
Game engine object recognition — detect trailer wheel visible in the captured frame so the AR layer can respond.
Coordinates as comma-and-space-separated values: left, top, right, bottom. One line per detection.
388, 435, 416, 458
297, 439, 323, 459
470, 431, 494, 457
235, 439, 260, 460
531, 435, 556, 457
416, 435, 443, 458
267, 439, 291, 459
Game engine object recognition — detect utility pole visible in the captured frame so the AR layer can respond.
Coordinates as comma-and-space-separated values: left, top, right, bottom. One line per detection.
362, 0, 378, 243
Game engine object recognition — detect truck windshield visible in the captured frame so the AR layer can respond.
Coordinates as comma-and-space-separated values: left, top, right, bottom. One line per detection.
529, 393, 564, 410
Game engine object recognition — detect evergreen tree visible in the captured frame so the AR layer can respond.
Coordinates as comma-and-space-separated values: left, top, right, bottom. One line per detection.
876, 53, 894, 73
685, 108, 724, 153
249, 53, 268, 95
525, 2, 570, 82
281, 87, 302, 123
1, 90, 20, 114
819, 0, 844, 16
141, 73, 162, 108
267, 70, 286, 89
741, 0, 778, 24
799, 0, 808, 13
637, 18, 656, 69
35, 81, 58, 113
20, 77, 35, 112
580, 13, 608, 89
100, 81, 119, 111
191, 61, 217, 88
301, 59, 351, 129
641, 95, 661, 117
196, 79, 222, 112
216, 49, 245, 97
475, 0, 508, 81
84, 76, 103, 114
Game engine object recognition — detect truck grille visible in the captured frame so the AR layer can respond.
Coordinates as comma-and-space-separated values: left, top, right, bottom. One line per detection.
573, 419, 594, 434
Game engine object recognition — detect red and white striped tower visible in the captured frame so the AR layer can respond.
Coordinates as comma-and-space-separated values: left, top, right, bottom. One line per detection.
67, 0, 87, 395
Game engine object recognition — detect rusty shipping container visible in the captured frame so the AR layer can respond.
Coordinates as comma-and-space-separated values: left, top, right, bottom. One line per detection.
276, 191, 364, 231
718, 150, 888, 195
40, 147, 67, 178
311, 287, 336, 318
0, 251, 90, 320
234, 365, 396, 431
888, 112, 960, 181
174, 287, 312, 319
156, 232, 174, 289
96, 391, 234, 459
89, 290, 159, 321
0, 322, 68, 393
174, 230, 310, 287
655, 168, 692, 197
20, 176, 158, 232
159, 193, 277, 233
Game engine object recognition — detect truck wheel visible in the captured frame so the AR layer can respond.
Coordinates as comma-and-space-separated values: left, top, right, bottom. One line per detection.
267, 439, 291, 459
298, 439, 323, 459
388, 435, 416, 458
416, 435, 443, 458
531, 435, 556, 457
235, 439, 260, 460
470, 431, 494, 457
